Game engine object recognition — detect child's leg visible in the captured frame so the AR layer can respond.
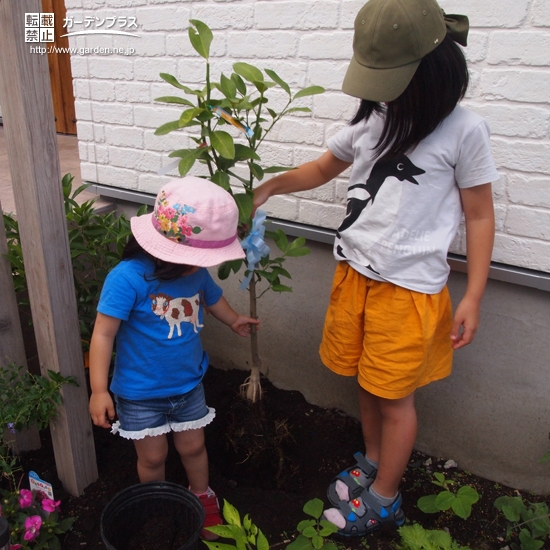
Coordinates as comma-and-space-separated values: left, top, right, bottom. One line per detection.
133, 434, 169, 482
174, 427, 222, 540
361, 388, 417, 499
173, 427, 209, 494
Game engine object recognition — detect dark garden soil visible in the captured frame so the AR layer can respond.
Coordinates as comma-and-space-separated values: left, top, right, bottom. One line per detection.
14, 367, 549, 549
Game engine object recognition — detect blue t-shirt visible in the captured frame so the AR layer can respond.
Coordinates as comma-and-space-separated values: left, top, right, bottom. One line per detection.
97, 255, 223, 400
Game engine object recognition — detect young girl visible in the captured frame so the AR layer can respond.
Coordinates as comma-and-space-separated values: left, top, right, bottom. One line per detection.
89, 176, 259, 539
254, 0, 497, 537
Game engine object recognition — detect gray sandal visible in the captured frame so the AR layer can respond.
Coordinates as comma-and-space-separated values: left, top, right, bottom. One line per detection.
325, 490, 405, 537
326, 452, 377, 506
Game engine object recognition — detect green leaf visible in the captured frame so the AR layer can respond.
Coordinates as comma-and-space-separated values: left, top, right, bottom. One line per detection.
211, 171, 232, 192
398, 523, 436, 548
311, 535, 324, 549
417, 494, 439, 514
433, 472, 446, 484
154, 120, 181, 136
232, 73, 247, 95
272, 229, 288, 252
250, 162, 264, 181
234, 144, 261, 162
285, 245, 310, 257
154, 96, 195, 106
495, 496, 524, 522
253, 81, 270, 94
222, 500, 242, 527
286, 534, 313, 550
233, 62, 264, 83
435, 490, 455, 511
265, 69, 291, 95
518, 529, 544, 550
271, 284, 292, 292
188, 19, 213, 59
319, 520, 339, 535
234, 193, 253, 224
303, 499, 324, 519
211, 131, 235, 159
302, 526, 317, 538
451, 498, 472, 519
179, 107, 204, 127
202, 542, 239, 550
257, 530, 269, 550
218, 262, 232, 280
429, 529, 453, 546
297, 519, 315, 533
159, 73, 200, 95
220, 73, 237, 98
456, 485, 479, 505
293, 85, 325, 99
169, 148, 204, 176
285, 107, 312, 114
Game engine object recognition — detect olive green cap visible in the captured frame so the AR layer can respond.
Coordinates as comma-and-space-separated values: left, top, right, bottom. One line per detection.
342, 0, 447, 102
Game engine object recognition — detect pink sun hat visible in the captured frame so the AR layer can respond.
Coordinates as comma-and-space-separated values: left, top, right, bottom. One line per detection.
131, 176, 245, 267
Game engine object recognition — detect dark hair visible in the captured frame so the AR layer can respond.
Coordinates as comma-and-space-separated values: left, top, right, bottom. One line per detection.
122, 235, 194, 281
350, 35, 469, 158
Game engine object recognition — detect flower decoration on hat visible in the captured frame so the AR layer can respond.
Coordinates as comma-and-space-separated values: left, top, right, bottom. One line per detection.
152, 190, 202, 244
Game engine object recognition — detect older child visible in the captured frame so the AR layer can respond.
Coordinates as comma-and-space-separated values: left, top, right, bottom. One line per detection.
254, 0, 496, 536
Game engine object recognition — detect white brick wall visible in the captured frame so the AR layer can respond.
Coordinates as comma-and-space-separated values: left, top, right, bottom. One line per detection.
69, 0, 550, 274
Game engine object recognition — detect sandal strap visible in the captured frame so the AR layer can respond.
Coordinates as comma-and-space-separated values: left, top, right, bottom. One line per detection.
198, 493, 222, 527
353, 452, 377, 477
359, 489, 403, 519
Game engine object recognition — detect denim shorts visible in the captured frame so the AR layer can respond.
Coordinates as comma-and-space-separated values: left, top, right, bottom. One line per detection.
111, 383, 215, 440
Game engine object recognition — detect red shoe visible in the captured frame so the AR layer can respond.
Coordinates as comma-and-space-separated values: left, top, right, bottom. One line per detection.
198, 491, 222, 540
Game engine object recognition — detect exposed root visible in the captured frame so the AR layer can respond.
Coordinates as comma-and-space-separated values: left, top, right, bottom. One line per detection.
240, 367, 263, 402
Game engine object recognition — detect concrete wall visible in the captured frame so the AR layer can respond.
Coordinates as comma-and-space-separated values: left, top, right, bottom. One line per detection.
200, 239, 550, 495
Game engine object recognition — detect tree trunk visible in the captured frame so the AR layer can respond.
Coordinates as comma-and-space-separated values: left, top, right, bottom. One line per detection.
241, 275, 262, 402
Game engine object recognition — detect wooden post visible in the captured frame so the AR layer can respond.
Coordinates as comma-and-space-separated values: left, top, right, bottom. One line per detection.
0, 0, 98, 495
0, 202, 41, 454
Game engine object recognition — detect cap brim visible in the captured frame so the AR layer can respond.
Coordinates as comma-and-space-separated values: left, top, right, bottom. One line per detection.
131, 214, 245, 267
342, 55, 420, 102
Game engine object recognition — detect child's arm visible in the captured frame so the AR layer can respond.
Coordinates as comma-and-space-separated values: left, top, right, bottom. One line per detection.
208, 296, 260, 337
451, 183, 495, 350
254, 150, 351, 209
89, 312, 121, 428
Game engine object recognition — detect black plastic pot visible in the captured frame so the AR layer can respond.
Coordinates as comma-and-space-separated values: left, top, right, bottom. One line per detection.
100, 482, 205, 550
0, 517, 10, 550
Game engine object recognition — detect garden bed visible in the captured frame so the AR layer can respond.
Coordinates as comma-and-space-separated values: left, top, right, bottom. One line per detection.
15, 367, 547, 549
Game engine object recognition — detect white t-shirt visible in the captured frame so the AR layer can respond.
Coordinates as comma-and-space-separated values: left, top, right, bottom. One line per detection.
327, 105, 499, 294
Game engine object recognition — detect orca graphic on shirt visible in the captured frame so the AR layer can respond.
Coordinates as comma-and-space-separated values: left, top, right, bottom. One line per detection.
336, 154, 425, 274
337, 154, 425, 238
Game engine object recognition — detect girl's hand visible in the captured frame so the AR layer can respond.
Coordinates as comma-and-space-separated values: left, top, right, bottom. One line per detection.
253, 184, 271, 212
450, 297, 480, 350
230, 315, 260, 337
90, 391, 116, 429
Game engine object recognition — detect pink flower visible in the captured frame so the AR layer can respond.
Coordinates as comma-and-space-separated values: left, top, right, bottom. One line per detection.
18, 489, 33, 509
41, 498, 61, 513
11, 545, 22, 550
23, 515, 42, 541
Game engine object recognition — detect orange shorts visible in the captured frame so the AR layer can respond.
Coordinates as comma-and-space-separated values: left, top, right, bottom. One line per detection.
319, 262, 453, 399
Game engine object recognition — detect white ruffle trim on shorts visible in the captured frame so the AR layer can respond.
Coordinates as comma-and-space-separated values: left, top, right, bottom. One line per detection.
111, 407, 216, 440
